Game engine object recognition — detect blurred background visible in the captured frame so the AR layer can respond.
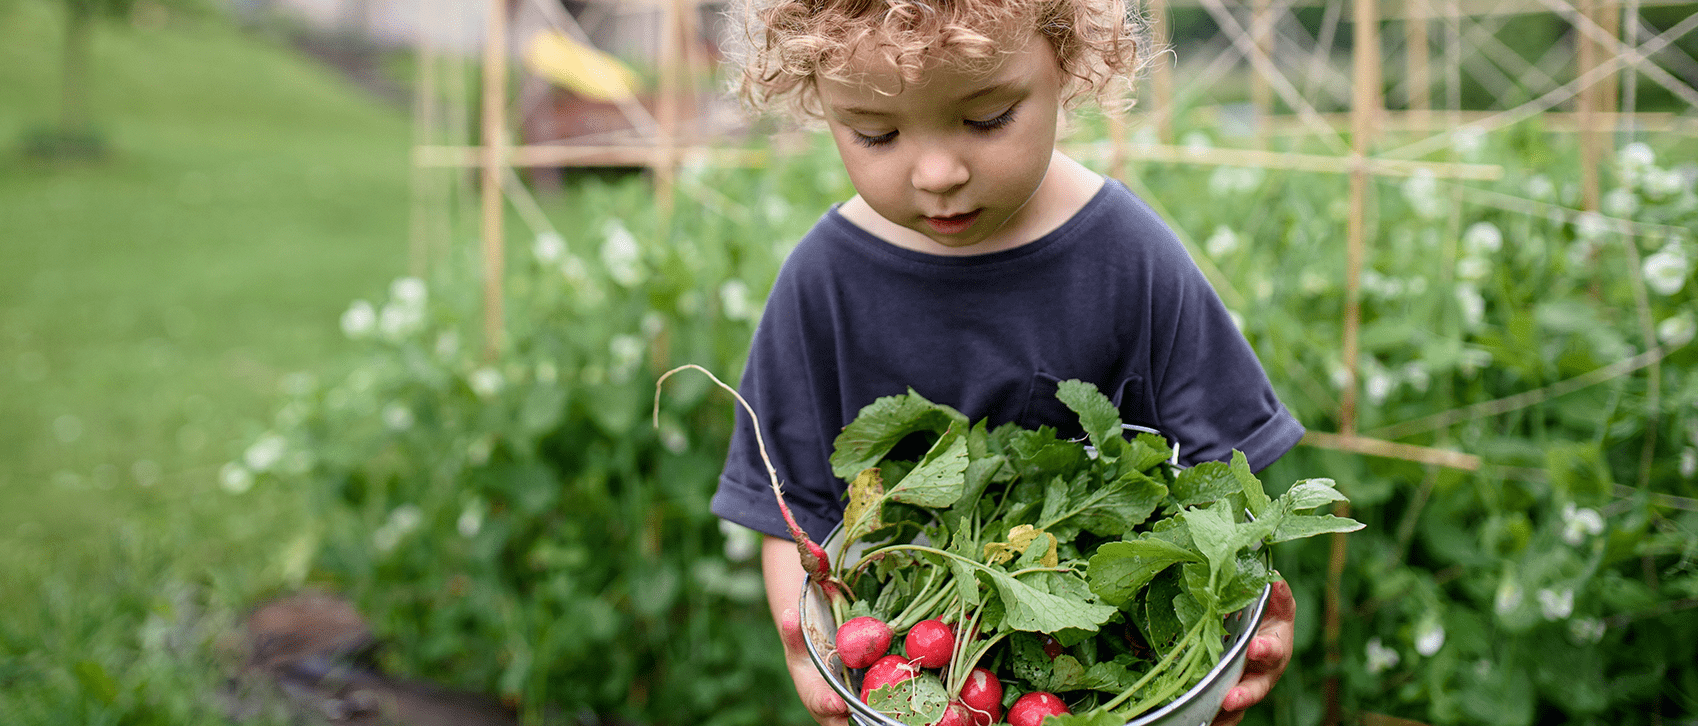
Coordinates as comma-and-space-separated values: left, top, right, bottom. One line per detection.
1, 0, 1695, 724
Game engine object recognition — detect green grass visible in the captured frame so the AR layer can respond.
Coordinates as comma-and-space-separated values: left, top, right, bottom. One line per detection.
1, 1, 412, 718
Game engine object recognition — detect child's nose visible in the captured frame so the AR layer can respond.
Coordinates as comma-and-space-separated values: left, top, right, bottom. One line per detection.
910, 147, 969, 194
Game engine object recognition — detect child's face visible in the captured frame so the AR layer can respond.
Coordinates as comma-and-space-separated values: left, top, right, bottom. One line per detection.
816, 33, 1065, 252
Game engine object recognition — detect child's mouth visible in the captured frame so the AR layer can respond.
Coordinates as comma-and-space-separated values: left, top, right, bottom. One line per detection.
923, 211, 980, 235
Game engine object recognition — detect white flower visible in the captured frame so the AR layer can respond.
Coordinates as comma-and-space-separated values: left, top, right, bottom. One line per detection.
659, 424, 688, 454
1618, 142, 1656, 174
1181, 130, 1214, 152
1451, 126, 1486, 158
1568, 617, 1606, 644
458, 499, 485, 538
608, 334, 644, 384
1643, 246, 1691, 296
1456, 256, 1492, 282
1460, 347, 1493, 376
1568, 238, 1600, 268
1401, 361, 1432, 393
1227, 309, 1246, 333
1456, 284, 1486, 330
467, 436, 494, 466
720, 520, 761, 562
600, 219, 645, 288
533, 232, 566, 263
219, 462, 254, 494
720, 279, 755, 321
390, 277, 427, 309
1495, 580, 1523, 616
1414, 615, 1446, 656
1575, 211, 1611, 241
340, 300, 376, 339
1365, 638, 1400, 674
641, 311, 667, 338
1561, 503, 1605, 545
1680, 447, 1696, 478
243, 432, 287, 472
763, 195, 792, 224
1366, 369, 1396, 406
379, 302, 425, 340
1401, 169, 1445, 220
1658, 313, 1696, 348
382, 403, 414, 431
1644, 167, 1683, 200
434, 331, 460, 359
1604, 187, 1638, 218
469, 367, 504, 398
1300, 269, 1330, 295
1205, 226, 1240, 258
1525, 175, 1556, 201
1463, 222, 1503, 255
1538, 587, 1575, 620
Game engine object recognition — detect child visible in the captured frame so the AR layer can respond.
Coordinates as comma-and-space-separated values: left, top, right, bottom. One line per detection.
709, 0, 1302, 722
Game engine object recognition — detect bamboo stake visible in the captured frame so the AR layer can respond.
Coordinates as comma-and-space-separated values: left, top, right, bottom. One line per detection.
1326, 1, 1379, 724
1407, 0, 1431, 117
409, 0, 439, 278
1148, 0, 1174, 143
480, 0, 509, 359
1301, 432, 1481, 470
1251, 0, 1274, 147
1367, 345, 1676, 440
1061, 140, 1502, 179
1578, 0, 1603, 210
654, 0, 687, 220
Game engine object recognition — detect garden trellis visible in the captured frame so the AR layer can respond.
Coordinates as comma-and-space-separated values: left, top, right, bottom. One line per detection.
393, 0, 1696, 723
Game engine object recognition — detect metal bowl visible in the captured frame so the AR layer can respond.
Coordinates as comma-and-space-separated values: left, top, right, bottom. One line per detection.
799, 564, 1271, 726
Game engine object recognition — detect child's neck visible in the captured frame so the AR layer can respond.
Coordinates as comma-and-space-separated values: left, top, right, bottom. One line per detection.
840, 151, 1105, 257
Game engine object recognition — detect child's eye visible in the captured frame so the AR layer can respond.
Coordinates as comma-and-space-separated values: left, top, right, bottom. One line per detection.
966, 104, 1021, 132
852, 130, 898, 148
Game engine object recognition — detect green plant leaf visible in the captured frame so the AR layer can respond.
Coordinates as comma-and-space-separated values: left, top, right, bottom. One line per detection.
830, 390, 966, 479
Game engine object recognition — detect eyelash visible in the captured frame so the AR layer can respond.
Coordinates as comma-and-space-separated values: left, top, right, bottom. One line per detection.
850, 103, 1022, 149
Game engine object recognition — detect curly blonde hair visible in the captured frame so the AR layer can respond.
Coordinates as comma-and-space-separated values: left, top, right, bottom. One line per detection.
733, 0, 1148, 118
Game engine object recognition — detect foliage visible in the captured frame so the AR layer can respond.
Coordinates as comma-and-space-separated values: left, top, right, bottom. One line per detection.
236, 120, 1697, 726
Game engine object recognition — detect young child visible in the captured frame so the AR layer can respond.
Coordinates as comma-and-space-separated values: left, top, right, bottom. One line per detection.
709, 0, 1302, 723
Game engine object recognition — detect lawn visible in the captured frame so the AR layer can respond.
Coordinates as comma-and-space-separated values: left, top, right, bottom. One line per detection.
1, 1, 413, 718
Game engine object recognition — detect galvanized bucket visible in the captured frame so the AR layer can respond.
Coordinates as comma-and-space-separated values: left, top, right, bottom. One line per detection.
799, 577, 1270, 726
798, 424, 1272, 726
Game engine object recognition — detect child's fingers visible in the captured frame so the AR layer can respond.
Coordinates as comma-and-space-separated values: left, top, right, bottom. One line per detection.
779, 608, 850, 725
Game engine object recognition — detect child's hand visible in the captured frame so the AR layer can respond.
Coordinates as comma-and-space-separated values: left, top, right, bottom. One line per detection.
778, 606, 851, 726
1211, 579, 1296, 726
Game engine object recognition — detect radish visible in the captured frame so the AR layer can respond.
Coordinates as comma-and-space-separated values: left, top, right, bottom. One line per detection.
958, 667, 1003, 726
931, 701, 973, 726
861, 654, 920, 701
655, 365, 844, 603
904, 619, 955, 669
1008, 692, 1069, 726
837, 616, 894, 669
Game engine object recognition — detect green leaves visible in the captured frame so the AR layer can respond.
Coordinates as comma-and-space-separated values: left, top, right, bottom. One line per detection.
829, 390, 968, 480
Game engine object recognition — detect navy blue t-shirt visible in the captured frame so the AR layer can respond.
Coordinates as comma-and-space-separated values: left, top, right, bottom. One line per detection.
712, 179, 1304, 542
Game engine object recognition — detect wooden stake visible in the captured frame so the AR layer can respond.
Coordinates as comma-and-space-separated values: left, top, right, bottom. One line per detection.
1406, 0, 1431, 117
1148, 0, 1174, 143
654, 0, 688, 220
1251, 0, 1274, 147
480, 0, 509, 359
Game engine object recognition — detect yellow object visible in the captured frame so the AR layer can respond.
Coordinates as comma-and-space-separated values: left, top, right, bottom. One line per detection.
523, 30, 642, 103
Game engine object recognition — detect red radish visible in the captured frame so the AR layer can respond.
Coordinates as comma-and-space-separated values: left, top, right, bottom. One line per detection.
836, 616, 894, 669
654, 365, 843, 600
931, 701, 973, 726
959, 668, 1003, 726
1008, 692, 1069, 726
861, 654, 919, 701
1039, 634, 1064, 660
904, 619, 956, 669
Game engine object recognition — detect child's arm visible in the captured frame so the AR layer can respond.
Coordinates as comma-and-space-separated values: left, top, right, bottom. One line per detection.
762, 535, 851, 726
1210, 580, 1297, 725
